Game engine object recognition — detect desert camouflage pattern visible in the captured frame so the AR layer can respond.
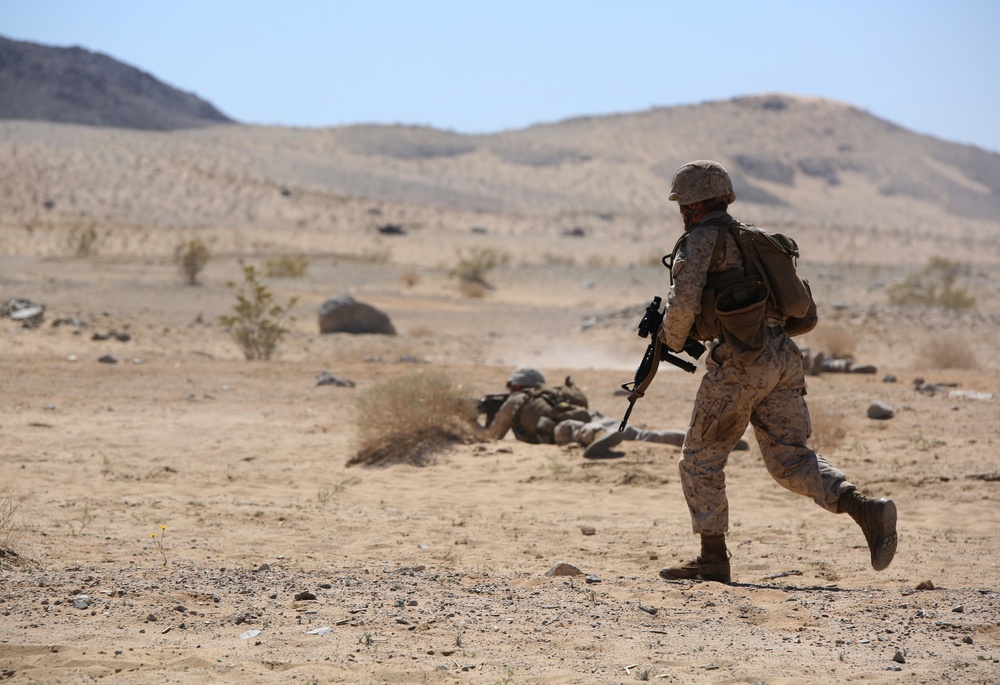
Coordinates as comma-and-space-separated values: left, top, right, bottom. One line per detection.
660, 212, 855, 536
679, 334, 853, 534
554, 416, 686, 447
668, 160, 737, 205
659, 211, 745, 351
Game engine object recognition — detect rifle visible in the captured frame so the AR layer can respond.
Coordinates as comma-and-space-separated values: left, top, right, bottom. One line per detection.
619, 296, 706, 431
477, 392, 510, 428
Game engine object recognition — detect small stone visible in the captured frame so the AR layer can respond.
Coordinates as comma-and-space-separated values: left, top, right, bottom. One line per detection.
962, 636, 973, 644
952, 605, 964, 613
580, 526, 596, 536
98, 354, 118, 364
915, 580, 935, 591
545, 562, 584, 577
867, 401, 895, 420
294, 591, 317, 601
892, 650, 905, 664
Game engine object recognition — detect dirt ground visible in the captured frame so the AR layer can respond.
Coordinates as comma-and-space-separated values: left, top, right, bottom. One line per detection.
1, 237, 999, 685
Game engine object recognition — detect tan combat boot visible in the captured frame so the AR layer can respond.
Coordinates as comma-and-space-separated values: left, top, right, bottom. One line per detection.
659, 534, 731, 583
838, 490, 897, 571
583, 429, 625, 459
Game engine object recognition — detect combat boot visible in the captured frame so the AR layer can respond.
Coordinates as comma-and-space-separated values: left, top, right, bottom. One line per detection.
659, 534, 731, 583
583, 429, 625, 459
838, 490, 897, 571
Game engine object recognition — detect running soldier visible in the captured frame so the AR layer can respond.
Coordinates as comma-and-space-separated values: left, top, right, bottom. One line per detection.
656, 160, 897, 583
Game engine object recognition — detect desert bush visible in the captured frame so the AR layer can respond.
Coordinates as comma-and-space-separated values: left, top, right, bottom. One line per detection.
264, 253, 309, 279
68, 223, 99, 257
175, 238, 211, 285
399, 270, 421, 288
0, 489, 20, 559
449, 247, 510, 289
348, 371, 481, 467
218, 265, 298, 360
888, 258, 976, 309
918, 339, 979, 370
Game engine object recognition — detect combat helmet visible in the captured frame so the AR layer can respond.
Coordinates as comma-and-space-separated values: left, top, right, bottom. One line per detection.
508, 367, 545, 388
668, 160, 737, 205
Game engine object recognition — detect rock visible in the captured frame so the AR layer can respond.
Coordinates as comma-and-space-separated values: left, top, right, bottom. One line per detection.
317, 295, 396, 335
915, 579, 935, 590
316, 371, 355, 387
867, 401, 895, 420
891, 650, 906, 663
580, 526, 596, 536
98, 355, 118, 364
294, 591, 317, 601
545, 562, 584, 577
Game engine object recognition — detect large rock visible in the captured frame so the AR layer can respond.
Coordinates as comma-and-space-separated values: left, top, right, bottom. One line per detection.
317, 295, 396, 335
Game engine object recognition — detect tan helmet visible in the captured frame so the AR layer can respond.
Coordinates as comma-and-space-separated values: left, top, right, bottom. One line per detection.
668, 160, 737, 205
508, 367, 545, 388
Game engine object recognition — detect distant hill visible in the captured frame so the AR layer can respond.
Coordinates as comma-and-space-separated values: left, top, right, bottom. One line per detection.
0, 35, 233, 130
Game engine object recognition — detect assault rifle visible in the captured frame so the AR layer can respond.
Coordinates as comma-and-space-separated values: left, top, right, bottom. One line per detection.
619, 296, 706, 431
477, 392, 510, 428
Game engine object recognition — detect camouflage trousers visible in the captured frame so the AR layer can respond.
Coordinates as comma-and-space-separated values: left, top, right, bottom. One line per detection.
679, 331, 854, 536
554, 415, 685, 447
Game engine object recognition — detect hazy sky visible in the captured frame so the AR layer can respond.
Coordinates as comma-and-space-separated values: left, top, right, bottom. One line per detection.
5, 0, 999, 153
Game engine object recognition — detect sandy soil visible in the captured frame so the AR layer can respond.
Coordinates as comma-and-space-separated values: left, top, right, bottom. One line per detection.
1, 235, 999, 685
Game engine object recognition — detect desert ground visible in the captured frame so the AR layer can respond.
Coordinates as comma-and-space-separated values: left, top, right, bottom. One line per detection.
1, 213, 998, 685
1, 103, 1000, 683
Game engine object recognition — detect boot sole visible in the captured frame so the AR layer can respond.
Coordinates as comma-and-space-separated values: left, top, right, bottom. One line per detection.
871, 498, 898, 571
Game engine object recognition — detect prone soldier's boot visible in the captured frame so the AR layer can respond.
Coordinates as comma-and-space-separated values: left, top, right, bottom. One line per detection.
583, 429, 625, 459
659, 534, 731, 583
838, 490, 897, 571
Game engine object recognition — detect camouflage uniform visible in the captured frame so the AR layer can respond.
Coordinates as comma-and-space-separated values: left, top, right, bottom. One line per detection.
659, 209, 853, 536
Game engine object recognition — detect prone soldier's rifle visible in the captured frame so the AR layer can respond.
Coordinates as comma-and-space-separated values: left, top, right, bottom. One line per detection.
477, 393, 510, 428
619, 296, 706, 431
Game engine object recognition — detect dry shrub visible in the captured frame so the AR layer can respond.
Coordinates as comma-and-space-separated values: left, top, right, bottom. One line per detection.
0, 489, 21, 559
458, 279, 489, 298
399, 270, 421, 288
264, 253, 309, 278
449, 247, 510, 289
810, 324, 856, 358
809, 407, 847, 455
175, 238, 211, 285
918, 339, 979, 370
348, 371, 481, 467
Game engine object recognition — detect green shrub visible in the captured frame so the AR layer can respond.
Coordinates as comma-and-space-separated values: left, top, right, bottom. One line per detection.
888, 258, 976, 309
348, 371, 480, 467
175, 238, 211, 285
218, 265, 298, 360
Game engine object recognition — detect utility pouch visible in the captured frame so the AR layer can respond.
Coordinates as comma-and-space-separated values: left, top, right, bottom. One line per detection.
715, 280, 769, 363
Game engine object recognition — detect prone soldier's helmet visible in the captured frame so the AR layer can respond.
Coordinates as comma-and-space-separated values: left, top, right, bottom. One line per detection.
668, 160, 737, 205
507, 367, 545, 388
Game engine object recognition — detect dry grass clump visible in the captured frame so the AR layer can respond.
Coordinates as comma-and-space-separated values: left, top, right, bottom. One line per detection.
348, 371, 481, 467
918, 339, 979, 370
0, 489, 21, 561
264, 253, 309, 278
449, 247, 510, 292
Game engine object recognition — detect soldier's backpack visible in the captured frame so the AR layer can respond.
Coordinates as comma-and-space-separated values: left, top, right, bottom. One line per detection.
673, 219, 818, 360
513, 382, 590, 444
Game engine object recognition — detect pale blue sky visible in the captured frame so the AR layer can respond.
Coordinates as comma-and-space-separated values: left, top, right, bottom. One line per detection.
5, 0, 999, 152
